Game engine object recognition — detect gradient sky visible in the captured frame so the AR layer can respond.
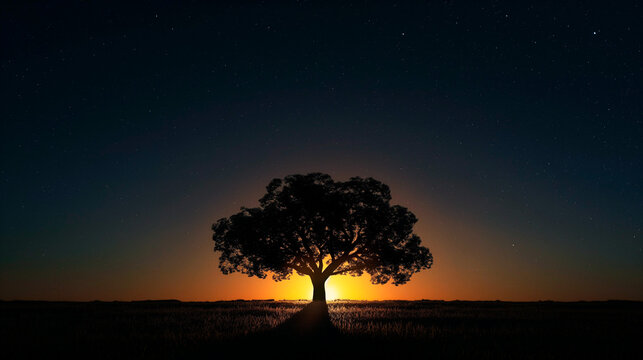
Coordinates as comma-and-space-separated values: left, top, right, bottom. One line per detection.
1, 2, 641, 301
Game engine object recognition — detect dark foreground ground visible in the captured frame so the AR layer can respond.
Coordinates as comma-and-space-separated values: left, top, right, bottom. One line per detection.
1, 300, 641, 359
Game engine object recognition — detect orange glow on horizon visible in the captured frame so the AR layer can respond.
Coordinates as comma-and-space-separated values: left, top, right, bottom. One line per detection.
3, 166, 641, 302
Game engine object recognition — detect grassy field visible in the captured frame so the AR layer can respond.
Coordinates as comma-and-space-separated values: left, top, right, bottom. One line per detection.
1, 300, 641, 359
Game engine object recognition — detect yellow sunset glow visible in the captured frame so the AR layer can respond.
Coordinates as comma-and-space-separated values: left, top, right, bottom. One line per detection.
324, 282, 339, 300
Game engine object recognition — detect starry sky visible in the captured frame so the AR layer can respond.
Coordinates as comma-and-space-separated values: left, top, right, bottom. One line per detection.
1, 1, 641, 301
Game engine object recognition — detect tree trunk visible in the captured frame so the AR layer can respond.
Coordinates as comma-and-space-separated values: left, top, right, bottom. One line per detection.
311, 275, 327, 302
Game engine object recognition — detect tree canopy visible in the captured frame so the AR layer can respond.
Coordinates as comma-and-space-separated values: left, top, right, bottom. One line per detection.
212, 173, 433, 301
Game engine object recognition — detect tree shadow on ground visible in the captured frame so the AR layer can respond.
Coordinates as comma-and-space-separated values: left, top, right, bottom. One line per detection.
235, 301, 342, 359
272, 301, 338, 337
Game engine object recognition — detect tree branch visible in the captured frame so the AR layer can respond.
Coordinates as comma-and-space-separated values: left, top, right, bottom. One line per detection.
331, 264, 368, 276
281, 240, 316, 275
286, 261, 312, 276
294, 255, 316, 274
322, 244, 358, 277
295, 230, 318, 271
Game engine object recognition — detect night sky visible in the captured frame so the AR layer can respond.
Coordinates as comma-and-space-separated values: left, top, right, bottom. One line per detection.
1, 2, 641, 301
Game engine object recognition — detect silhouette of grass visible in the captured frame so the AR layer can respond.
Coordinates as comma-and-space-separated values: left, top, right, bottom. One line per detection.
1, 300, 641, 359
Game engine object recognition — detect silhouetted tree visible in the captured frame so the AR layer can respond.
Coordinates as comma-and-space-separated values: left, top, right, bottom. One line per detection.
212, 173, 433, 302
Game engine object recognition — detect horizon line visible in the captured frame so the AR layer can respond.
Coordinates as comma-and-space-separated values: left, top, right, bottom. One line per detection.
2, 298, 642, 303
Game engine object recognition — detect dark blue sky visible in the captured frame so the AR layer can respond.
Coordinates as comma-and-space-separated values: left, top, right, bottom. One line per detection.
1, 1, 641, 300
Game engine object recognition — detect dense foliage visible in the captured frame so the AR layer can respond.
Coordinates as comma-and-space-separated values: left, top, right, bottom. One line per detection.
212, 173, 433, 291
